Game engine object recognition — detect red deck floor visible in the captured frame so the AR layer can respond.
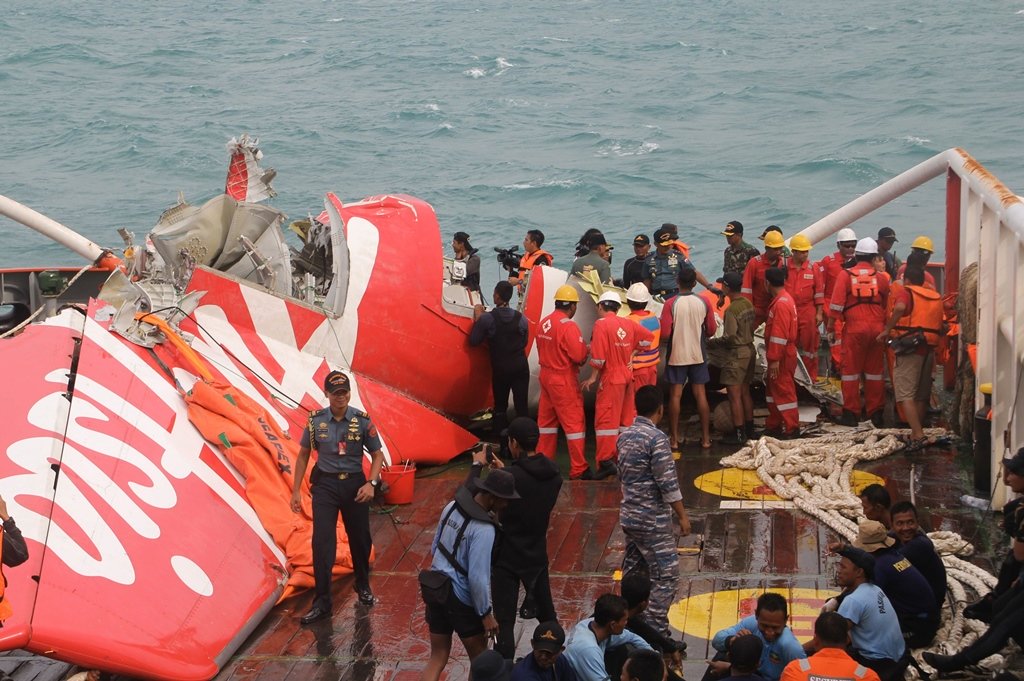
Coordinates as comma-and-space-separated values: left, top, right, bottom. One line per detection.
213, 432, 1001, 681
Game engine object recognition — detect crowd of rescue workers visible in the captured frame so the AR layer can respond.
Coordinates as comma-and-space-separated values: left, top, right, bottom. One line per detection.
288, 222, 1024, 681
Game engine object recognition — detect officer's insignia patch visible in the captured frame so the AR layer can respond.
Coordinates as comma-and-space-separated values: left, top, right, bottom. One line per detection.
542, 319, 552, 333
317, 423, 328, 430
616, 327, 627, 340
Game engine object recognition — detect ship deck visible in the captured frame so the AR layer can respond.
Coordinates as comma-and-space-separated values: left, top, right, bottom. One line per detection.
213, 424, 1005, 681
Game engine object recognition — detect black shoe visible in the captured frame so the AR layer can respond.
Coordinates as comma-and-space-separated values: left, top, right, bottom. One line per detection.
962, 596, 993, 623
572, 468, 595, 481
744, 422, 761, 440
301, 605, 331, 624
519, 595, 537, 620
722, 427, 746, 445
922, 651, 968, 673
839, 410, 859, 426
594, 460, 618, 480
869, 411, 885, 428
356, 587, 375, 606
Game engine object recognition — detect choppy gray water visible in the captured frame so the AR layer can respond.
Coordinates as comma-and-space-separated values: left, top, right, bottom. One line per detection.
1, 0, 1021, 281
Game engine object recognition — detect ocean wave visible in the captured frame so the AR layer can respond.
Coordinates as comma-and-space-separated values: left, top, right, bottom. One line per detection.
501, 179, 582, 191
594, 140, 660, 157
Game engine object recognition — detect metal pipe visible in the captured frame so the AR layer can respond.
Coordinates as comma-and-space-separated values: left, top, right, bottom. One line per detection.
0, 193, 108, 264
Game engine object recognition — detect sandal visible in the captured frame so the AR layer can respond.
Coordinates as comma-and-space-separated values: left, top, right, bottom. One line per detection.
904, 436, 934, 453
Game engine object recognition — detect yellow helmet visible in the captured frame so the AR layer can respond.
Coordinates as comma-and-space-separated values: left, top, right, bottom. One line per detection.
553, 284, 580, 303
763, 231, 786, 249
790, 234, 812, 252
911, 236, 934, 253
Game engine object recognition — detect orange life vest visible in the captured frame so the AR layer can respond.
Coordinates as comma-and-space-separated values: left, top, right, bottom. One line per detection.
671, 241, 691, 259
627, 310, 661, 370
517, 249, 553, 279
890, 284, 943, 346
846, 266, 881, 309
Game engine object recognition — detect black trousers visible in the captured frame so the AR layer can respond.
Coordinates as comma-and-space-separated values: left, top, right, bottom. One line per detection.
491, 362, 530, 434
960, 583, 1024, 663
492, 562, 555, 659
311, 472, 371, 610
850, 650, 909, 681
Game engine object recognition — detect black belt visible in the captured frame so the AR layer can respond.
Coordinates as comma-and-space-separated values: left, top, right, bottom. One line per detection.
319, 470, 362, 480
655, 288, 679, 297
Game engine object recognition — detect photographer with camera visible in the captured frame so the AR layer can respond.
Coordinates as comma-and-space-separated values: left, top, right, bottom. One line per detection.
507, 230, 553, 293
467, 418, 564, 660
877, 266, 943, 448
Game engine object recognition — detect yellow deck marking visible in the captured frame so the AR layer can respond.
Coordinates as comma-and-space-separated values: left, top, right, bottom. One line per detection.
669, 586, 839, 643
694, 467, 884, 501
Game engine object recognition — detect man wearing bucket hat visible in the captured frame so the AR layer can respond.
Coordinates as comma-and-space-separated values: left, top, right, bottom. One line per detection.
848, 519, 938, 648
291, 370, 385, 622
421, 468, 520, 681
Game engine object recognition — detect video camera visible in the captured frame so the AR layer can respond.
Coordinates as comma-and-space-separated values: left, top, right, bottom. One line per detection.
494, 245, 521, 273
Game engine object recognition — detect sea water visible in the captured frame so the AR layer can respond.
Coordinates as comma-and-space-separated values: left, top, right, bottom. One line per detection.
1, 0, 1021, 285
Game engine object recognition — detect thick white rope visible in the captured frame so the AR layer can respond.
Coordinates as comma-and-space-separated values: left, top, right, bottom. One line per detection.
719, 428, 1009, 674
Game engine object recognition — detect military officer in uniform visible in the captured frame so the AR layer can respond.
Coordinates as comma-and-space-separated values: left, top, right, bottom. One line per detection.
616, 385, 690, 637
291, 370, 385, 623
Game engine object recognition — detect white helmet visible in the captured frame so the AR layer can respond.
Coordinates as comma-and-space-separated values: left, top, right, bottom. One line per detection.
836, 228, 857, 243
598, 291, 622, 306
625, 283, 651, 304
855, 237, 878, 255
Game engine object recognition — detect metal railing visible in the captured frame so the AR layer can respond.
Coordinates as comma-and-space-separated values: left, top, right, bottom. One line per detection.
794, 148, 1024, 508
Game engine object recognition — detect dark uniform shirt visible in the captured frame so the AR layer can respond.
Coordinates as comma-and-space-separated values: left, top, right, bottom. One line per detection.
723, 240, 760, 276
301, 406, 382, 474
895, 530, 947, 609
622, 256, 647, 287
644, 251, 693, 294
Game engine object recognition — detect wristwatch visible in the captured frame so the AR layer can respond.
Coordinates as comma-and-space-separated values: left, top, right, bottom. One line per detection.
369, 479, 380, 488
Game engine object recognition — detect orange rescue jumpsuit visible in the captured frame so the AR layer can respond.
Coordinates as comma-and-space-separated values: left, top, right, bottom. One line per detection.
741, 253, 788, 327
536, 309, 589, 476
765, 289, 800, 433
589, 314, 654, 463
829, 263, 890, 417
817, 251, 848, 370
785, 259, 825, 380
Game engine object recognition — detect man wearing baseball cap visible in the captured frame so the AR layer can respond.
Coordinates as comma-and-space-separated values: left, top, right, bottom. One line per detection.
622, 233, 651, 288
707, 271, 757, 443
876, 227, 899, 279
291, 370, 385, 622
570, 231, 613, 285
510, 621, 577, 680
722, 221, 760, 277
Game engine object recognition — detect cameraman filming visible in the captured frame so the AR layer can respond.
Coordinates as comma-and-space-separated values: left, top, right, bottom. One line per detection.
508, 230, 553, 293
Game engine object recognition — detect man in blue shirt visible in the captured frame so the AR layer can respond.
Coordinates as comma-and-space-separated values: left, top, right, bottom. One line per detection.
511, 621, 579, 681
290, 370, 384, 622
829, 547, 907, 681
709, 593, 806, 681
563, 594, 653, 681
420, 469, 520, 681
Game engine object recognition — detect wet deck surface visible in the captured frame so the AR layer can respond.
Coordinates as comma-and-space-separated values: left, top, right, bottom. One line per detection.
214, 420, 1003, 681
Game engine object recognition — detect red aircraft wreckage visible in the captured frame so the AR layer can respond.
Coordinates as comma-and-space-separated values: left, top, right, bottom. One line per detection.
0, 136, 555, 679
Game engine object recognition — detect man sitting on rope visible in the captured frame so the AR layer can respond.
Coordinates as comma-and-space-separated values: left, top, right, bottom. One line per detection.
858, 484, 891, 529
890, 500, 947, 612
923, 447, 1024, 673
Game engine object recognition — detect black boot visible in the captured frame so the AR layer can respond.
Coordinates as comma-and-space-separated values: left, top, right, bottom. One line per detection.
744, 421, 758, 439
922, 651, 969, 673
839, 410, 859, 426
595, 460, 618, 480
869, 410, 885, 428
722, 427, 746, 445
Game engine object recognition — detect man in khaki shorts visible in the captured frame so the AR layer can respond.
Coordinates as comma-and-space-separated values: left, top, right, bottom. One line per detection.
708, 272, 756, 444
877, 266, 943, 449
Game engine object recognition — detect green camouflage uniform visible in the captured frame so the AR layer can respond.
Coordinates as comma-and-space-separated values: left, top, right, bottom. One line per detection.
722, 240, 760, 276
